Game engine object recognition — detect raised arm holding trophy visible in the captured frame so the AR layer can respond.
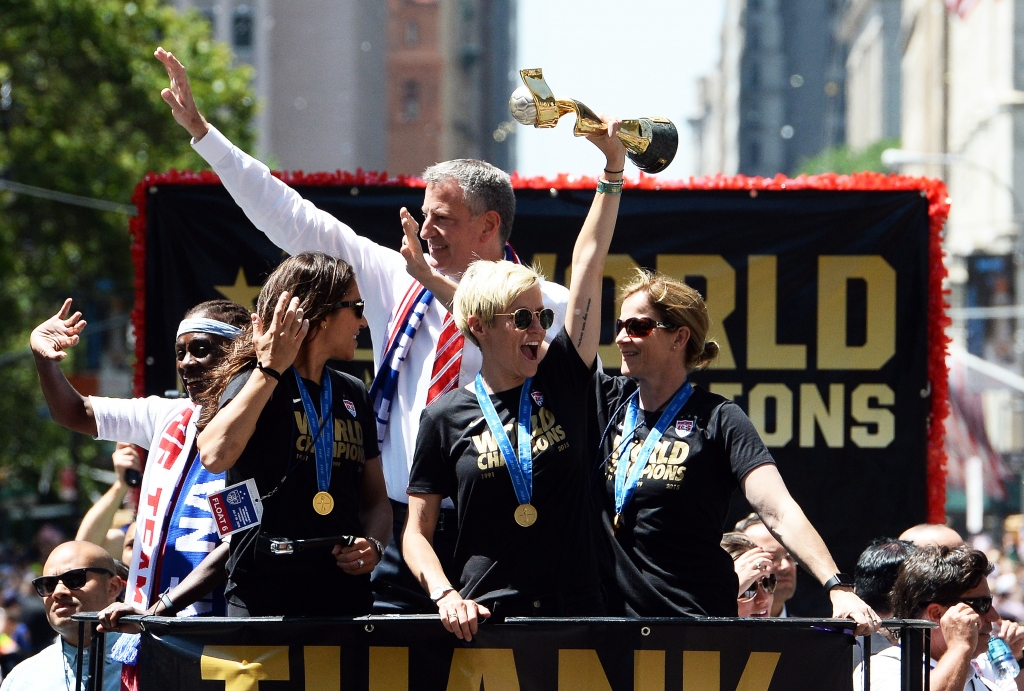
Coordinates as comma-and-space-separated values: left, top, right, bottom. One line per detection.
509, 68, 679, 174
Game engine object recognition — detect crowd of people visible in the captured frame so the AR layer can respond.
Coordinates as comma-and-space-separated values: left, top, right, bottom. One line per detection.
0, 43, 1012, 691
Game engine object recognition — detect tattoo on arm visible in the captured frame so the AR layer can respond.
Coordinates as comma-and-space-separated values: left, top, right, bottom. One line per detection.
576, 298, 592, 348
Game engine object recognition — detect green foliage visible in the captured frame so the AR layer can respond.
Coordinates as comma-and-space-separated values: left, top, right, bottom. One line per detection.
794, 138, 900, 176
0, 0, 254, 528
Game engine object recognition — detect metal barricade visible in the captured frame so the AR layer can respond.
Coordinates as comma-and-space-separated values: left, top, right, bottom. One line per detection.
70, 613, 935, 691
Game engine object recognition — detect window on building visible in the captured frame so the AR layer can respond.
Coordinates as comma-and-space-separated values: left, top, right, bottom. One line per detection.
748, 141, 761, 167
746, 25, 759, 48
233, 5, 254, 49
405, 21, 419, 46
402, 80, 420, 121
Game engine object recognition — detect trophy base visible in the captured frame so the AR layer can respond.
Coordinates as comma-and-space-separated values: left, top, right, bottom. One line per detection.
627, 119, 678, 174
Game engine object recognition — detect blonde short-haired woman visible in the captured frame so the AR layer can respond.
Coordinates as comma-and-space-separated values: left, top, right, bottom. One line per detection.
402, 125, 626, 641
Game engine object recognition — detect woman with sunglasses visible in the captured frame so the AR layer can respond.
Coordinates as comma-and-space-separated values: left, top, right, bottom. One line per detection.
721, 532, 775, 618
402, 125, 625, 640
595, 270, 878, 633
196, 252, 392, 616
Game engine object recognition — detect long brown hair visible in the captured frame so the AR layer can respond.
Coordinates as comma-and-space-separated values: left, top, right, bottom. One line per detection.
196, 252, 356, 427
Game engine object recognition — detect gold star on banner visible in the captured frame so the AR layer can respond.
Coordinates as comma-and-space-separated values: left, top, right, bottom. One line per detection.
214, 267, 261, 309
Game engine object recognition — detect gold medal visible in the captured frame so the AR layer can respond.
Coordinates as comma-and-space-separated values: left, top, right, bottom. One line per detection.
312, 491, 335, 515
613, 513, 623, 532
514, 503, 538, 527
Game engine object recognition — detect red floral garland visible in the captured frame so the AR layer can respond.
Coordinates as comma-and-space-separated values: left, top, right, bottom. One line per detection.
130, 168, 952, 521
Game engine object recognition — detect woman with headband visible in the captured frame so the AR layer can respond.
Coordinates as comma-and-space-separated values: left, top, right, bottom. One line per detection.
30, 300, 249, 627
593, 270, 878, 633
196, 252, 392, 617
402, 125, 624, 640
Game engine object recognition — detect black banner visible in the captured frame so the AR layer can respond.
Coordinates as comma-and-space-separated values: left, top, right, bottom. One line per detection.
133, 176, 942, 615
137, 616, 855, 691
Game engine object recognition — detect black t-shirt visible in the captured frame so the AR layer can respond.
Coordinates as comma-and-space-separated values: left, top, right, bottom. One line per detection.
594, 375, 775, 617
220, 367, 380, 616
408, 328, 602, 603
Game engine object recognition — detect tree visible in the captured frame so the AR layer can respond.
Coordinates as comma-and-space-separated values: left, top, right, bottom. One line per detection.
0, 0, 254, 535
794, 138, 900, 177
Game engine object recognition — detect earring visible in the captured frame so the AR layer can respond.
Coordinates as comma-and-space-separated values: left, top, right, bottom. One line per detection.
322, 323, 327, 330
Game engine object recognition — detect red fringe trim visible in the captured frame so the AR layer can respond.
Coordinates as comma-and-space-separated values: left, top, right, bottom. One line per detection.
130, 168, 952, 521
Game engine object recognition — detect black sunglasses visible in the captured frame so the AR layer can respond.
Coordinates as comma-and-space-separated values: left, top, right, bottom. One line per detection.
495, 307, 555, 331
739, 574, 777, 601
331, 300, 364, 320
32, 567, 115, 597
953, 596, 994, 614
615, 317, 677, 338
921, 595, 994, 615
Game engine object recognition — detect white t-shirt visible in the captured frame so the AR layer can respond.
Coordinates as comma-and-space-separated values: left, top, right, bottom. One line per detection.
90, 395, 192, 452
89, 395, 209, 608
192, 127, 570, 504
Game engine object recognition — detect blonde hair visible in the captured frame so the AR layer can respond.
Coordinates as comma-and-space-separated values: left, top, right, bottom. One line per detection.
454, 260, 541, 346
620, 268, 719, 371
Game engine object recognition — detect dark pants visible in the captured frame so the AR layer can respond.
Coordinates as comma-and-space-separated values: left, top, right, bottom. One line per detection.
371, 499, 459, 613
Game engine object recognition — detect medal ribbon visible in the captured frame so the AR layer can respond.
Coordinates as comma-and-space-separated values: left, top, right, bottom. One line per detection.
474, 373, 534, 506
614, 380, 693, 517
293, 368, 334, 494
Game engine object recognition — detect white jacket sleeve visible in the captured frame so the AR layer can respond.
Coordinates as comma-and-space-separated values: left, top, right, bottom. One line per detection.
191, 127, 413, 326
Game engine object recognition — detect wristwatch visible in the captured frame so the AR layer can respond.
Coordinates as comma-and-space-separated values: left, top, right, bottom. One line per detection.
429, 586, 455, 603
823, 573, 855, 591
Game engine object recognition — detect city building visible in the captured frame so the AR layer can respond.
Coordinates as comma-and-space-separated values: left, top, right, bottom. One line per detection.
690, 0, 847, 177
860, 0, 1024, 521
172, 0, 515, 176
837, 0, 900, 151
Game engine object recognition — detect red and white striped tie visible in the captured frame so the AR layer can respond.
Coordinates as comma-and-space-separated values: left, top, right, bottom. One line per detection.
427, 314, 464, 404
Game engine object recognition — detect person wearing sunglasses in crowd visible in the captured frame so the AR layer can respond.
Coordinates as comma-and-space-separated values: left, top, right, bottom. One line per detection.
402, 124, 625, 640
593, 271, 878, 634
720, 532, 776, 618
0, 542, 123, 691
857, 545, 1024, 691
196, 252, 392, 617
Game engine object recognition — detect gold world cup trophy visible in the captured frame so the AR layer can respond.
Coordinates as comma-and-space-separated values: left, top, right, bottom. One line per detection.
508, 68, 678, 174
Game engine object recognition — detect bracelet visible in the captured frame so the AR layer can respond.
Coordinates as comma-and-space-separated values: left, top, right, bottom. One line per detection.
256, 361, 282, 382
158, 590, 175, 614
604, 167, 624, 175
367, 537, 385, 564
596, 179, 624, 195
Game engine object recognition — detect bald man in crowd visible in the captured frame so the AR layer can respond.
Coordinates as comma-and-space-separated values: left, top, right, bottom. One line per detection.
899, 523, 965, 549
0, 542, 122, 691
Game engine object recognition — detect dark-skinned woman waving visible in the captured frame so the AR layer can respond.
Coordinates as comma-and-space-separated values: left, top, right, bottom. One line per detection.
594, 271, 880, 634
401, 123, 626, 640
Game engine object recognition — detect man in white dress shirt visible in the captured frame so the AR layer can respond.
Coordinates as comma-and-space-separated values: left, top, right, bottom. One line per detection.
154, 47, 579, 611
855, 546, 1024, 691
0, 542, 122, 691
